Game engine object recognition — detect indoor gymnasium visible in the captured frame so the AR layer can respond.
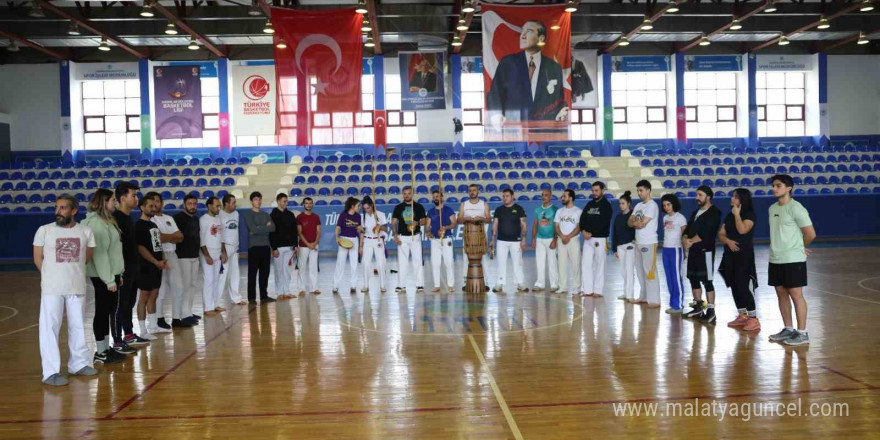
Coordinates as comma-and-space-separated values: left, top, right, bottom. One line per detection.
0, 0, 879, 438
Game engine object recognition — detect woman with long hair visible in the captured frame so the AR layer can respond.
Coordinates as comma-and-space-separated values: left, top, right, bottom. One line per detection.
360, 196, 389, 293
333, 197, 363, 294
660, 193, 687, 314
81, 188, 126, 363
612, 191, 638, 302
718, 188, 760, 331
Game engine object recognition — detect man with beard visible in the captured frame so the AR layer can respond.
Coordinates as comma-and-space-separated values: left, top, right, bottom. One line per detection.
579, 182, 613, 297
112, 182, 150, 350
135, 197, 168, 340
531, 189, 559, 291
426, 190, 457, 293
392, 187, 428, 293
297, 197, 321, 295
147, 193, 181, 334
492, 189, 529, 293
220, 194, 244, 305
629, 180, 660, 307
554, 189, 582, 294
683, 185, 722, 324
458, 184, 492, 289
270, 193, 299, 300
172, 194, 201, 327
200, 196, 227, 314
33, 194, 98, 386
244, 192, 276, 304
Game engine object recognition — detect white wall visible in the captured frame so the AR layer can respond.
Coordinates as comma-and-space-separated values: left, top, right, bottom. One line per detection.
828, 55, 880, 136
0, 64, 61, 151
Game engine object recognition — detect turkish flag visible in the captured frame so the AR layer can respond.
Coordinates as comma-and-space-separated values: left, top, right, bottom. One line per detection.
374, 110, 387, 149
272, 7, 363, 145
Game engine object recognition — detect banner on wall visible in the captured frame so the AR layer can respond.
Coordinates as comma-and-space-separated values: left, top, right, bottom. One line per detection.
399, 51, 446, 111
571, 49, 598, 109
153, 65, 203, 139
72, 62, 138, 80
684, 55, 742, 72
756, 55, 813, 71
231, 65, 276, 136
168, 61, 217, 78
611, 56, 671, 72
461, 56, 482, 73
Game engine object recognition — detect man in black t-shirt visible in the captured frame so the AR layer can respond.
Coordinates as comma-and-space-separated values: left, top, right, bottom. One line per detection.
391, 187, 427, 293
172, 194, 200, 327
111, 181, 145, 352
492, 189, 528, 293
683, 185, 722, 323
134, 197, 167, 342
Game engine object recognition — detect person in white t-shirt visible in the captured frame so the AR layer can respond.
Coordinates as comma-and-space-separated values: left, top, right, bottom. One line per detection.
33, 195, 98, 386
219, 194, 244, 305
200, 197, 227, 314
360, 196, 389, 293
660, 194, 687, 314
554, 189, 582, 294
628, 180, 661, 307
147, 193, 182, 334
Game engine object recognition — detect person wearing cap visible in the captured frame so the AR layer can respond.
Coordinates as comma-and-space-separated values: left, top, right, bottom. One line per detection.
360, 196, 389, 293
683, 185, 722, 324
333, 197, 363, 295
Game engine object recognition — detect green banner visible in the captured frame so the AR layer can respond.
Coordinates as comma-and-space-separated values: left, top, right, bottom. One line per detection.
602, 107, 613, 143
140, 114, 152, 153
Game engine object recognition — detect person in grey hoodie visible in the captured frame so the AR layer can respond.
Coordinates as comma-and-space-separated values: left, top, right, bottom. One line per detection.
244, 192, 276, 304
81, 189, 127, 364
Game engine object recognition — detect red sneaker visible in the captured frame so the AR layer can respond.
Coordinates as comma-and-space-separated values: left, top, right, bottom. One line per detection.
743, 317, 761, 331
727, 314, 748, 327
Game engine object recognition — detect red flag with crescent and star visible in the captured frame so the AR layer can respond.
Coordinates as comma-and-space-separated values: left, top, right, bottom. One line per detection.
272, 7, 363, 145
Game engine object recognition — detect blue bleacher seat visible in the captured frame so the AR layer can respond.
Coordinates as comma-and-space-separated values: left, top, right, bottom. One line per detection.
304, 188, 316, 196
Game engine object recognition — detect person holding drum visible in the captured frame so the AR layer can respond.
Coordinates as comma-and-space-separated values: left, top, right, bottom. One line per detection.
333, 197, 363, 295
458, 184, 492, 293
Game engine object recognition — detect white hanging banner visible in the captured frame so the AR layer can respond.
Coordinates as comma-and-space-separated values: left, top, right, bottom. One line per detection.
231, 65, 276, 136
756, 55, 813, 71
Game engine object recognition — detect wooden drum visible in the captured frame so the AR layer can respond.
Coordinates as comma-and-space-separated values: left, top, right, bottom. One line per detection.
463, 221, 488, 294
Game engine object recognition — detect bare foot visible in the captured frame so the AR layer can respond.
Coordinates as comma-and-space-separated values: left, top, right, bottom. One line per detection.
431, 288, 441, 293
646, 303, 661, 309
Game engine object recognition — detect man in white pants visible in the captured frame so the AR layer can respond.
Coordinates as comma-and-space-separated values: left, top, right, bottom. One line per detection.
458, 184, 492, 288
629, 180, 661, 307
427, 190, 457, 293
361, 196, 389, 293
200, 197, 228, 314
33, 195, 98, 386
492, 189, 529, 293
392, 187, 427, 293
578, 182, 613, 297
530, 189, 558, 291
172, 194, 201, 327
270, 193, 300, 300
149, 194, 182, 333
219, 194, 244, 305
297, 197, 321, 295
554, 189, 582, 294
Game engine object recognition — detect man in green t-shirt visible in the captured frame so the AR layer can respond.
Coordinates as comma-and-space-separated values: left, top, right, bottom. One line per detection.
530, 189, 559, 291
766, 174, 816, 347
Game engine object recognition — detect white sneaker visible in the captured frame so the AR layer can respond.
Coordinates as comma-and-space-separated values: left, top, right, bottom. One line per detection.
533, 284, 544, 290
152, 326, 171, 334
141, 332, 157, 341
516, 284, 529, 292
492, 285, 503, 293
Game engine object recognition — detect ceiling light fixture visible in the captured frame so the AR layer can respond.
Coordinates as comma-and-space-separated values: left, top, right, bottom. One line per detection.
248, 0, 262, 16
361, 18, 372, 32
817, 17, 830, 30
550, 22, 561, 31
68, 22, 81, 36
667, 1, 679, 13
860, 0, 874, 12
619, 35, 630, 46
778, 35, 790, 45
165, 22, 178, 35
565, 0, 577, 13
140, 3, 155, 18
263, 20, 275, 34
365, 35, 375, 48
730, 17, 742, 30
29, 2, 44, 18
699, 35, 711, 46
457, 22, 468, 31
462, 0, 475, 14
857, 32, 869, 44
188, 36, 199, 50
7, 39, 20, 52
276, 39, 287, 49
641, 16, 653, 31
765, 0, 777, 13
98, 38, 111, 51
356, 0, 368, 14
451, 35, 462, 46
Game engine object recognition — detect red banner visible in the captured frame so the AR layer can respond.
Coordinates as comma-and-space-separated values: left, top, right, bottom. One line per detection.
481, 4, 571, 141
374, 110, 387, 149
272, 7, 363, 145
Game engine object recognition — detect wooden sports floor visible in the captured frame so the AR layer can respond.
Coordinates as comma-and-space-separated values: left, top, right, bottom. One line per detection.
1, 244, 879, 439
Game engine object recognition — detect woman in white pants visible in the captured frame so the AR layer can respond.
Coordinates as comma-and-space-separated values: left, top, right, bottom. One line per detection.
612, 192, 638, 301
360, 197, 388, 293
333, 197, 363, 294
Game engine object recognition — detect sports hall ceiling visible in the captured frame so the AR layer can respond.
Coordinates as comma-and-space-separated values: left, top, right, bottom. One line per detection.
0, 0, 877, 63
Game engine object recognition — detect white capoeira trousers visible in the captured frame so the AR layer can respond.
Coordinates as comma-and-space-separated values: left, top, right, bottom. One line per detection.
534, 237, 559, 289
617, 242, 637, 300
333, 238, 360, 291
272, 246, 297, 297
430, 237, 455, 289
397, 235, 424, 288
496, 240, 525, 287
580, 237, 607, 295
158, 253, 182, 318
176, 257, 199, 319
635, 243, 660, 305
557, 238, 581, 292
201, 248, 224, 311
223, 244, 242, 303
298, 246, 319, 293
362, 237, 387, 290
39, 295, 89, 380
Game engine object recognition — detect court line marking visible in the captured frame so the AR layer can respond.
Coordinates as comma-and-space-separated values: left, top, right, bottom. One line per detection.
104, 306, 259, 419
467, 334, 524, 440
820, 366, 877, 389
810, 286, 880, 305
0, 305, 18, 322
857, 277, 880, 294
0, 323, 37, 338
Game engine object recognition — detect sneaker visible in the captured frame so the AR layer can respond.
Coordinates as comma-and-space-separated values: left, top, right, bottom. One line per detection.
261, 297, 277, 303
182, 316, 199, 326
533, 284, 544, 290
783, 330, 810, 346
105, 349, 126, 363
248, 300, 258, 305
516, 285, 529, 292
743, 317, 761, 331
665, 308, 682, 315
172, 318, 193, 328
70, 366, 98, 376
769, 328, 798, 342
416, 286, 425, 293
361, 288, 369, 293
125, 335, 150, 347
191, 314, 202, 320
395, 287, 404, 293
492, 285, 503, 293
699, 308, 716, 324
141, 332, 157, 341
157, 318, 171, 330
112, 342, 137, 355
93, 351, 109, 364
42, 373, 68, 386
684, 303, 706, 318
152, 324, 171, 334
727, 314, 749, 327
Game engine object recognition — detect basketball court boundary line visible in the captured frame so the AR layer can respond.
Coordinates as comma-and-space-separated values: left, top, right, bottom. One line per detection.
810, 286, 880, 305
0, 322, 37, 338
820, 365, 877, 388
467, 334, 524, 440
0, 305, 18, 322
857, 277, 880, 294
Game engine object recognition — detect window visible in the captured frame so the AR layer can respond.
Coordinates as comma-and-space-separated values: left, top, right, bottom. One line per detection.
611, 72, 668, 140
570, 108, 597, 141
159, 75, 220, 148
756, 72, 805, 137
310, 74, 374, 145
81, 79, 141, 150
385, 73, 418, 143
684, 72, 737, 138
461, 72, 484, 142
